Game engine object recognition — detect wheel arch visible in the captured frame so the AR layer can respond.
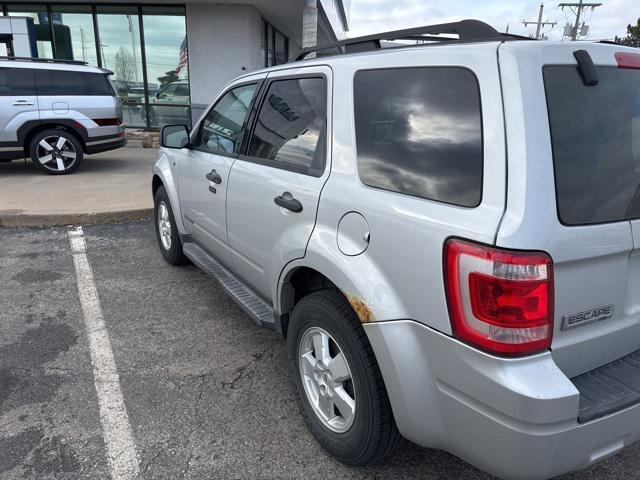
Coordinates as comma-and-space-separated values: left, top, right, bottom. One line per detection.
21, 121, 88, 156
276, 241, 408, 338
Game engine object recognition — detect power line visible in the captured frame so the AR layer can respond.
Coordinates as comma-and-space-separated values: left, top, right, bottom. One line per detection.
523, 4, 557, 39
558, 0, 602, 40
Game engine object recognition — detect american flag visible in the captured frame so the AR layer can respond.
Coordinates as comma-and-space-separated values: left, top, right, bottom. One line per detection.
176, 37, 188, 74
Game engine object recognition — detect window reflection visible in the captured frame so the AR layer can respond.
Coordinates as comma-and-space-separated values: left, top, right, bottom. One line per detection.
196, 84, 256, 155
7, 4, 53, 58
96, 6, 145, 127
248, 78, 326, 175
51, 6, 98, 65
354, 67, 483, 207
143, 7, 190, 128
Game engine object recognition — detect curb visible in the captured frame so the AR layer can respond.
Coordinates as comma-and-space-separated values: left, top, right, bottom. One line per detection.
0, 208, 154, 228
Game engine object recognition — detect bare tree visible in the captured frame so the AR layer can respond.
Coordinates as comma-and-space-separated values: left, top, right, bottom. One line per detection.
114, 46, 136, 85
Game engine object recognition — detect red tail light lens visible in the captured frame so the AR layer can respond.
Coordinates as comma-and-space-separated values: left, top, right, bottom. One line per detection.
444, 239, 554, 356
93, 118, 122, 127
615, 52, 640, 70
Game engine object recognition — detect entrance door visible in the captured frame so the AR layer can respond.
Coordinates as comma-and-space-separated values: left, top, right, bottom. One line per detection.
226, 66, 331, 298
177, 82, 260, 266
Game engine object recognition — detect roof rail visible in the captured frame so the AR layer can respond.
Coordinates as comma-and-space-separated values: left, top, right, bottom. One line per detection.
0, 56, 88, 66
294, 19, 529, 61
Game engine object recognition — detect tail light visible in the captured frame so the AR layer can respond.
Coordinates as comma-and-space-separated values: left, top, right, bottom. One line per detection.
93, 118, 122, 127
615, 52, 640, 70
444, 239, 553, 356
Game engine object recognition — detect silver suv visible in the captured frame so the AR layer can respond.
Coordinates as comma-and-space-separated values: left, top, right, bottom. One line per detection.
0, 57, 125, 174
152, 20, 640, 479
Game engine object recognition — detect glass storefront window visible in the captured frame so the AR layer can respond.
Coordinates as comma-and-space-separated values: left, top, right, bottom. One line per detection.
142, 6, 190, 128
7, 4, 53, 58
263, 19, 289, 67
51, 5, 98, 65
1, 3, 192, 129
96, 6, 145, 127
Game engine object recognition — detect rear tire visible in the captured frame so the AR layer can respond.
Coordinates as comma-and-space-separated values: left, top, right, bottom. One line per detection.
30, 129, 83, 175
287, 289, 402, 466
154, 185, 188, 265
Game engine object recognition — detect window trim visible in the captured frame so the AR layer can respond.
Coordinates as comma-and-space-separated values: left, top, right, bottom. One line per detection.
190, 80, 262, 159
352, 65, 485, 209
238, 72, 328, 178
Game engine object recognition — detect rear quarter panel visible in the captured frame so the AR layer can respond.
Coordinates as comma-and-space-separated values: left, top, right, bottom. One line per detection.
278, 43, 507, 334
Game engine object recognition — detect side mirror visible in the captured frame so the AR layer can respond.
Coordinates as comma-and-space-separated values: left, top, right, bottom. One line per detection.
161, 124, 190, 149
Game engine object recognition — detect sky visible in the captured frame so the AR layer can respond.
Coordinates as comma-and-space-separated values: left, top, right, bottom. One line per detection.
347, 0, 640, 41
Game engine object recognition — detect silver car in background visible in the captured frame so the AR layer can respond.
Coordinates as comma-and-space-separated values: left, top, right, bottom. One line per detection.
151, 19, 640, 480
0, 57, 125, 174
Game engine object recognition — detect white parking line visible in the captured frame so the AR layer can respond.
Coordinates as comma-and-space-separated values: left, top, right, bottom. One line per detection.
68, 226, 140, 479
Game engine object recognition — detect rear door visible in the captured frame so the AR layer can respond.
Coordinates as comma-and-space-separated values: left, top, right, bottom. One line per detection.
176, 80, 261, 267
225, 66, 331, 298
0, 66, 38, 155
497, 43, 640, 377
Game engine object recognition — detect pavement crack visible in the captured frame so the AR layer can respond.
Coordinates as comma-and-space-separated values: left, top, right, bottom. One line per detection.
221, 346, 272, 390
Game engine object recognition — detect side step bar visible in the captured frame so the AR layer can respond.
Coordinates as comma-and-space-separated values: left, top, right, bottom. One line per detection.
183, 242, 275, 329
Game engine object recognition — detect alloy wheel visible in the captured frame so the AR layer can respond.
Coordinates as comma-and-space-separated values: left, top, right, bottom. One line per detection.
157, 201, 172, 250
36, 135, 77, 173
299, 326, 356, 433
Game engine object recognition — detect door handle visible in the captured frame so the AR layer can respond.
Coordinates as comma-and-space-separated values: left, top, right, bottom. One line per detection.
205, 169, 222, 184
12, 100, 34, 106
274, 192, 303, 213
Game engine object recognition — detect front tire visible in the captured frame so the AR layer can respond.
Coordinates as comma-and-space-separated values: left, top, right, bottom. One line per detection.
154, 185, 188, 265
30, 129, 83, 175
287, 289, 401, 466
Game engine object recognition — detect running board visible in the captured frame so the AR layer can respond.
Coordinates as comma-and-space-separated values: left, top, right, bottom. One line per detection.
183, 242, 275, 329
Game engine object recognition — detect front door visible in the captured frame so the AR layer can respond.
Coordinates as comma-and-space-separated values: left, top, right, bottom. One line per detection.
226, 66, 331, 298
0, 67, 39, 157
177, 82, 260, 266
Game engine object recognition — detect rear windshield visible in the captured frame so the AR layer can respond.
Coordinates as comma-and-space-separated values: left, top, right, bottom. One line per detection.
544, 65, 640, 225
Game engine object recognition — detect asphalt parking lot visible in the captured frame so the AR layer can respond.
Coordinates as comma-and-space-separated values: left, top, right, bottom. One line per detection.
2, 221, 640, 479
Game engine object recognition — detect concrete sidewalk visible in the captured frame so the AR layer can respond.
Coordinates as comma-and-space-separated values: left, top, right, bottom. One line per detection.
0, 147, 157, 227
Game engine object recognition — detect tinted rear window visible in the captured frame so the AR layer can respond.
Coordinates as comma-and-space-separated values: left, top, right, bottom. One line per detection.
353, 67, 483, 207
545, 65, 640, 225
35, 69, 113, 96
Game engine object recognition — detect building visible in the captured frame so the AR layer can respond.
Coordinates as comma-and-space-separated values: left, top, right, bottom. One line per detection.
0, 1, 349, 128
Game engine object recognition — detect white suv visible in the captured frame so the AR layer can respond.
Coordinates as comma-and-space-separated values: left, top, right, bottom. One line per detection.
152, 20, 640, 479
0, 57, 125, 174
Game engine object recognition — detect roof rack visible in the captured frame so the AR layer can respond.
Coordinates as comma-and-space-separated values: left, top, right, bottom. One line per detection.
0, 56, 88, 66
294, 19, 531, 61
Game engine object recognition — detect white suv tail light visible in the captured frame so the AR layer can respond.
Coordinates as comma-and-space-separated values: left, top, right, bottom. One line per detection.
444, 239, 554, 356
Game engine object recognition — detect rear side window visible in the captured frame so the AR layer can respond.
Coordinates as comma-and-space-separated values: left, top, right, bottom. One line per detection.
247, 77, 327, 176
0, 68, 35, 96
35, 69, 113, 96
354, 67, 483, 207
544, 65, 640, 225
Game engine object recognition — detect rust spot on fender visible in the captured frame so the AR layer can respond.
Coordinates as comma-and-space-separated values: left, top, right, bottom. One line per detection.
344, 293, 375, 323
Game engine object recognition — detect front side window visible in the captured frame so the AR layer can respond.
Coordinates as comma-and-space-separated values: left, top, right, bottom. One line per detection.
354, 67, 483, 207
247, 77, 327, 176
0, 68, 35, 96
35, 69, 112, 96
194, 84, 257, 155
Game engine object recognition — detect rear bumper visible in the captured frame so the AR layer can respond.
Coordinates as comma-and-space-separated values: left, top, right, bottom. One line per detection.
365, 320, 640, 479
85, 136, 126, 155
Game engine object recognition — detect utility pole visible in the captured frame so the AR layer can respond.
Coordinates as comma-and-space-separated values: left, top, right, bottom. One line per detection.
559, 0, 602, 40
523, 4, 557, 39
